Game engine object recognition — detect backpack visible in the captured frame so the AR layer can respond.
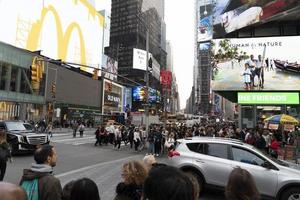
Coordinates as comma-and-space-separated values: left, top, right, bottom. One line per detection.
21, 179, 39, 200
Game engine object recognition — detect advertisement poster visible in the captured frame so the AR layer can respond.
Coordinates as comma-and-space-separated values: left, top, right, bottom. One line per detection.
132, 86, 160, 103
102, 55, 118, 81
0, 0, 104, 73
212, 36, 300, 91
102, 80, 123, 114
211, 0, 300, 36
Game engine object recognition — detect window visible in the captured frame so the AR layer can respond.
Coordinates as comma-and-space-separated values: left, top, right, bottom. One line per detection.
232, 146, 264, 166
206, 143, 228, 159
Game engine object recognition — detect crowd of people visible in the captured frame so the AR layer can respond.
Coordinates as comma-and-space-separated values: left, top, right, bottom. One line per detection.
0, 144, 261, 200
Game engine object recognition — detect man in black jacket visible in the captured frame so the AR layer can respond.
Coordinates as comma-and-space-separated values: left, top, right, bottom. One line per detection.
20, 145, 63, 200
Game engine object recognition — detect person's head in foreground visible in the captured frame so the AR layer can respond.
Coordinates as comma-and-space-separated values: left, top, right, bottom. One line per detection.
143, 165, 194, 200
143, 155, 156, 171
70, 178, 100, 200
226, 167, 260, 200
0, 182, 27, 200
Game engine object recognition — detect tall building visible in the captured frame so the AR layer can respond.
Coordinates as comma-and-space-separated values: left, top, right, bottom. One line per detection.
106, 0, 167, 89
166, 40, 173, 71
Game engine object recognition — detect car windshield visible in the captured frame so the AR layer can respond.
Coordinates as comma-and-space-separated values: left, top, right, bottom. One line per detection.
6, 122, 27, 131
23, 124, 33, 130
251, 146, 289, 167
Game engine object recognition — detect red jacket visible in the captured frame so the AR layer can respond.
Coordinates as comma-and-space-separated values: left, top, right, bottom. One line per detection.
270, 140, 279, 151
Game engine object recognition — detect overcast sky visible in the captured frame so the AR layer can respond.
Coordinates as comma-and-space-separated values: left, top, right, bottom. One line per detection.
96, 0, 195, 109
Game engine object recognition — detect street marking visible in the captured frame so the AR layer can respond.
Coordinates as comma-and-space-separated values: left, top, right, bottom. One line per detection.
56, 155, 142, 178
51, 136, 94, 142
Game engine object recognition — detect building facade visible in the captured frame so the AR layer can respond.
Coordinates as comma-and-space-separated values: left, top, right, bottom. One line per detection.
106, 0, 167, 89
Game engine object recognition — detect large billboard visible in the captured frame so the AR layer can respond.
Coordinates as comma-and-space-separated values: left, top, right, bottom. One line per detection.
102, 80, 123, 114
238, 92, 299, 105
211, 0, 300, 36
133, 48, 160, 80
212, 36, 300, 91
132, 86, 161, 103
0, 0, 104, 73
102, 55, 118, 81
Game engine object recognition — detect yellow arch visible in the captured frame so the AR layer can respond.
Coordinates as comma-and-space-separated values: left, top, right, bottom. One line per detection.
26, 5, 64, 58
26, 5, 87, 66
63, 22, 87, 65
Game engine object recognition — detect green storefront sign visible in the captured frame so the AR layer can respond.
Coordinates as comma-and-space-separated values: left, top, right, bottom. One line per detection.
238, 92, 299, 105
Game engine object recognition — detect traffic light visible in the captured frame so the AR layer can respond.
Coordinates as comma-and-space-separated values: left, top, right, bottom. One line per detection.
148, 57, 152, 69
31, 63, 39, 82
92, 69, 98, 80
51, 83, 56, 98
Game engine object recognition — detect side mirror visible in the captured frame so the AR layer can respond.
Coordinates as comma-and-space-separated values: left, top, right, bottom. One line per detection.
262, 161, 273, 169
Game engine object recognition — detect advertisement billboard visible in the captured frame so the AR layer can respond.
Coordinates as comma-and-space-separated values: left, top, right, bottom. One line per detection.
212, 36, 300, 91
132, 86, 160, 103
160, 70, 172, 88
197, 1, 213, 42
0, 0, 104, 73
133, 48, 160, 80
238, 93, 299, 105
212, 0, 300, 36
102, 80, 123, 114
102, 55, 118, 81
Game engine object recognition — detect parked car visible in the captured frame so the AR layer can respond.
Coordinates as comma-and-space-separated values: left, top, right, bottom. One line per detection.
0, 121, 50, 154
168, 137, 300, 200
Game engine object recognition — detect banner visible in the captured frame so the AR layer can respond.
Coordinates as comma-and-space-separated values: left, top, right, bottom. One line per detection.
102, 80, 123, 114
160, 70, 172, 88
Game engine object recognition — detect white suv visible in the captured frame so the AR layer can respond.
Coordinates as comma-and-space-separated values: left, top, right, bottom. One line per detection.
168, 137, 300, 200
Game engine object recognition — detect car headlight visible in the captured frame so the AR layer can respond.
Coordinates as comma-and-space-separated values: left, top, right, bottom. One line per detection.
18, 135, 26, 143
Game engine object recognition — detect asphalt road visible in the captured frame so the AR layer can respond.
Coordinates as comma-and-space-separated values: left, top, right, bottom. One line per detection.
4, 130, 224, 200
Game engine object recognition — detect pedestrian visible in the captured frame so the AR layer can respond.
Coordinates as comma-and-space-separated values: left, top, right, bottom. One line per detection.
269, 135, 279, 159
147, 129, 155, 155
63, 180, 75, 200
99, 126, 107, 146
70, 178, 100, 200
106, 123, 116, 145
128, 125, 134, 149
94, 127, 101, 146
114, 126, 122, 150
133, 128, 141, 152
79, 123, 85, 138
143, 165, 194, 200
0, 129, 12, 181
47, 122, 53, 138
20, 144, 63, 200
225, 167, 260, 200
143, 155, 156, 171
154, 128, 162, 156
114, 161, 147, 200
255, 131, 266, 151
73, 122, 78, 138
0, 182, 27, 200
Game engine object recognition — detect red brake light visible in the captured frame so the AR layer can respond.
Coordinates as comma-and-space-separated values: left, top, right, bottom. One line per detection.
168, 150, 180, 158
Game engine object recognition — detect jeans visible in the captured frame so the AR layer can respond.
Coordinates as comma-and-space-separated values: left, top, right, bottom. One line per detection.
134, 139, 140, 151
0, 160, 6, 181
148, 142, 154, 154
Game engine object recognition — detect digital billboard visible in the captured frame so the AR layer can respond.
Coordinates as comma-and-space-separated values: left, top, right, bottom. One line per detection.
212, 36, 300, 91
132, 87, 160, 103
0, 0, 104, 73
238, 93, 299, 105
102, 80, 123, 114
102, 55, 118, 81
211, 0, 300, 36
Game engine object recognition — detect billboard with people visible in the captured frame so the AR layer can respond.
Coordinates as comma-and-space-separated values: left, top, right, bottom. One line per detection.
211, 36, 300, 91
211, 0, 300, 37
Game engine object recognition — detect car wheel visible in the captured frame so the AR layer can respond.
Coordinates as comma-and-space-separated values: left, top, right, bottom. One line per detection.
184, 171, 204, 194
281, 187, 300, 200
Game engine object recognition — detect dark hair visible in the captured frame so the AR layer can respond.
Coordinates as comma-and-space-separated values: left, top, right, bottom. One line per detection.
70, 178, 100, 200
143, 165, 194, 200
62, 180, 75, 200
225, 168, 260, 200
34, 145, 54, 164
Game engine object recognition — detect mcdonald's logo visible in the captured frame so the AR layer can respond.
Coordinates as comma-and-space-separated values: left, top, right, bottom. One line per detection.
25, 3, 104, 71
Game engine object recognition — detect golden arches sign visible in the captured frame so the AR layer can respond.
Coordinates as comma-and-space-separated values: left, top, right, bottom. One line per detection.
26, 4, 104, 68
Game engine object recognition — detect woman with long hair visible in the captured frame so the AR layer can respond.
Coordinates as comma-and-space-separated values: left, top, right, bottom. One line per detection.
0, 129, 12, 181
226, 167, 260, 200
70, 178, 100, 200
114, 161, 148, 200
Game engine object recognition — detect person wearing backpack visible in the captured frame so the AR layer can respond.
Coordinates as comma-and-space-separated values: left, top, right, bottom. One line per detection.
0, 129, 12, 181
20, 144, 63, 200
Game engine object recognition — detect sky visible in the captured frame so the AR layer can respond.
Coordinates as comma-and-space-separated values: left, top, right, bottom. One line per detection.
95, 0, 195, 110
